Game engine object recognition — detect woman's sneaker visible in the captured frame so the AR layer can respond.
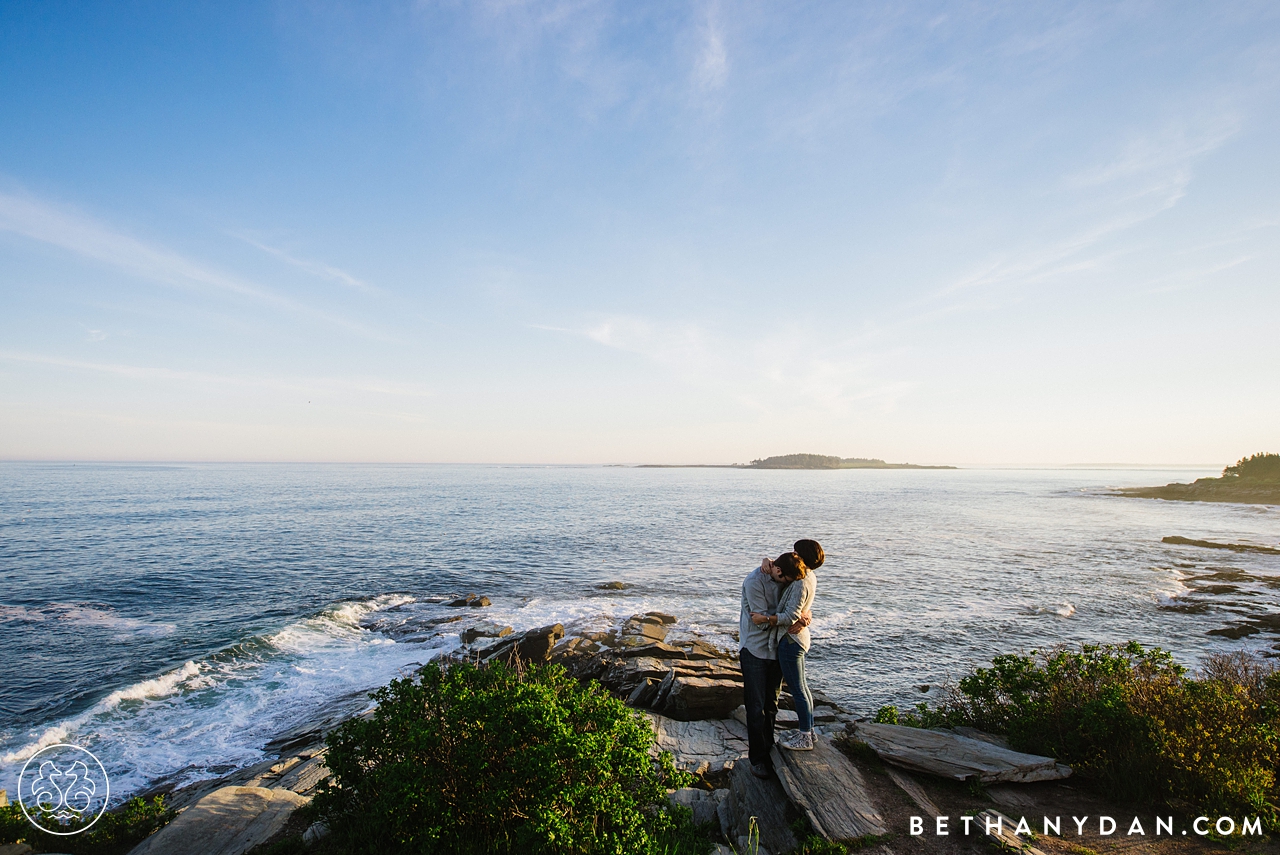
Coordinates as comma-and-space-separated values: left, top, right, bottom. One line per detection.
780, 730, 815, 751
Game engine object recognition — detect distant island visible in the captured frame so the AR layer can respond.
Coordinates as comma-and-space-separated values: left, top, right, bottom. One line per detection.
1117, 452, 1280, 506
638, 453, 956, 470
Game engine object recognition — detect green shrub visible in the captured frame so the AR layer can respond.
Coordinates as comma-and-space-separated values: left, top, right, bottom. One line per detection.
895, 643, 1280, 822
312, 659, 708, 855
872, 702, 954, 729
0, 795, 173, 854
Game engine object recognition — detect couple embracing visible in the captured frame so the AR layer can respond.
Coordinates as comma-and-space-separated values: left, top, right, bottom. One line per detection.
738, 538, 824, 779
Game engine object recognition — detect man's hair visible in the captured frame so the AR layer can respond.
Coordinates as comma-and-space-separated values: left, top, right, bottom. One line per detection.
793, 539, 824, 570
775, 551, 807, 581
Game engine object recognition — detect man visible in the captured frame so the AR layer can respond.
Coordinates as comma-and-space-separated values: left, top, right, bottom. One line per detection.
739, 551, 810, 778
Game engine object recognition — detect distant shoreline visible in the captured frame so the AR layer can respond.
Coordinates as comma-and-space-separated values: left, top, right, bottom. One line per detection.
1116, 480, 1280, 506
636, 463, 957, 470
638, 453, 957, 470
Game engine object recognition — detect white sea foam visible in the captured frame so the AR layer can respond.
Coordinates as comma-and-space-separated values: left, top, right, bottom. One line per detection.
0, 724, 70, 764
0, 603, 175, 636
1020, 602, 1076, 618
0, 595, 457, 798
0, 604, 47, 622
100, 661, 203, 710
1156, 577, 1192, 605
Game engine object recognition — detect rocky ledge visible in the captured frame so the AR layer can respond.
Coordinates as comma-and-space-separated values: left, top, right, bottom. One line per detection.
122, 608, 1072, 855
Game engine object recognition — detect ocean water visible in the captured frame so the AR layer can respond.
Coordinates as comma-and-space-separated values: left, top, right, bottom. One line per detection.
2, 463, 1278, 800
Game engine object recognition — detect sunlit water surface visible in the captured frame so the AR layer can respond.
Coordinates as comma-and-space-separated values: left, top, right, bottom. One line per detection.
2, 463, 1277, 797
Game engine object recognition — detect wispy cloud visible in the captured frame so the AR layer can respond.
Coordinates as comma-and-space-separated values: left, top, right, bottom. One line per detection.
0, 191, 380, 336
235, 233, 380, 294
913, 115, 1244, 315
693, 4, 728, 92
0, 350, 432, 399
537, 314, 912, 414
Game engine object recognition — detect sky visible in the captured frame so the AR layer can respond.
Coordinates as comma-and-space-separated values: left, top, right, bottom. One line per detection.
1, 1, 1277, 466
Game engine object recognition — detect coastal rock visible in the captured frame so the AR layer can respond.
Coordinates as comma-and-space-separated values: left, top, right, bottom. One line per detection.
717, 758, 797, 855
977, 809, 1049, 855
596, 581, 628, 590
446, 593, 491, 608
627, 677, 663, 707
770, 735, 887, 839
668, 786, 728, 826
851, 722, 1072, 783
685, 639, 724, 660
885, 766, 941, 818
482, 623, 564, 665
621, 614, 675, 643
127, 786, 308, 855
275, 752, 330, 796
658, 675, 744, 721
302, 820, 331, 845
618, 641, 686, 658
460, 622, 514, 644
646, 713, 749, 774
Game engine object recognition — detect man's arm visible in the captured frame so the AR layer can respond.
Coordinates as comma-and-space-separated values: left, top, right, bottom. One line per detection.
742, 567, 775, 616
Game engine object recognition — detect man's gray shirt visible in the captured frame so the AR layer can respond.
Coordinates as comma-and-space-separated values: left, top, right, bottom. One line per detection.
740, 566, 781, 660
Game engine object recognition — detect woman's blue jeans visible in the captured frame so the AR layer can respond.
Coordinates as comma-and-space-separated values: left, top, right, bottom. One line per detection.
777, 635, 814, 732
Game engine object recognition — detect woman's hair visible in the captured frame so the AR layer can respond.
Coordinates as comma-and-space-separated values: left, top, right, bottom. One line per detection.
775, 551, 807, 581
793, 539, 824, 570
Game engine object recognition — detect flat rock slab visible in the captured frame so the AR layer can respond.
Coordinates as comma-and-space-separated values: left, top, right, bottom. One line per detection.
656, 674, 743, 721
852, 723, 1072, 783
885, 766, 940, 819
460, 622, 513, 644
276, 752, 330, 796
771, 735, 887, 840
128, 786, 308, 855
977, 809, 1049, 854
646, 713, 749, 774
718, 759, 797, 855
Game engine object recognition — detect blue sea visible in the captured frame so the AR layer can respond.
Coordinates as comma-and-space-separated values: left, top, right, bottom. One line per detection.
2, 463, 1278, 800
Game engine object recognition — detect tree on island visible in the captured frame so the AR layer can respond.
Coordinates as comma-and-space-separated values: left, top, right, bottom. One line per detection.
1224, 452, 1280, 481
743, 453, 953, 470
747, 454, 865, 469
1117, 451, 1280, 505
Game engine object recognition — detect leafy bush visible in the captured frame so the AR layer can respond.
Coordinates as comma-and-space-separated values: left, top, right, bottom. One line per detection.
872, 702, 952, 729
887, 643, 1280, 822
312, 659, 708, 855
0, 795, 173, 854
1224, 453, 1280, 481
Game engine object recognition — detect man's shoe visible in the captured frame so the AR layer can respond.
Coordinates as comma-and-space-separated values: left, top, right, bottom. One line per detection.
750, 762, 773, 779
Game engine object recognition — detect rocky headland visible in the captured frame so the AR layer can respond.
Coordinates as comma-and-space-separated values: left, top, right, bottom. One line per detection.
1117, 453, 1280, 506
99, 599, 1138, 855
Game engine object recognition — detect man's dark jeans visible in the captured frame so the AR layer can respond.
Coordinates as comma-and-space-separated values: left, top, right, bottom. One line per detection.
740, 646, 783, 768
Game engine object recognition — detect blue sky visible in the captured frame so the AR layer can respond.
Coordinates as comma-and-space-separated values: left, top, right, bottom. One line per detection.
1, 1, 1277, 464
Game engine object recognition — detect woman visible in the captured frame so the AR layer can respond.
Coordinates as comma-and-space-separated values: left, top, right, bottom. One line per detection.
752, 540, 823, 751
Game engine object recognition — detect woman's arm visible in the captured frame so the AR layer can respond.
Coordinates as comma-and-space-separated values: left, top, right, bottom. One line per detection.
776, 575, 816, 629
773, 580, 804, 628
